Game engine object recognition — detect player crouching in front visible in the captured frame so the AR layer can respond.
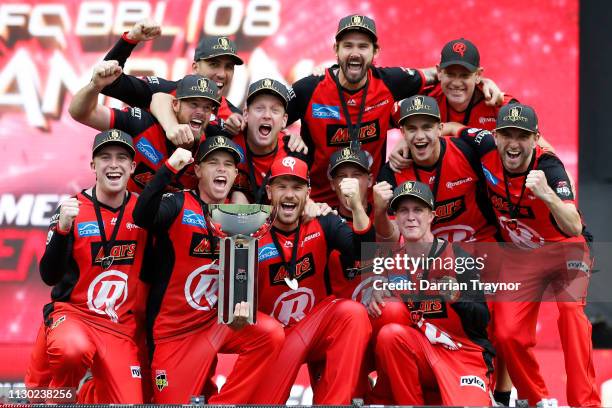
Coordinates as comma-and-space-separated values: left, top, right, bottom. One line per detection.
369, 181, 495, 406
251, 156, 374, 404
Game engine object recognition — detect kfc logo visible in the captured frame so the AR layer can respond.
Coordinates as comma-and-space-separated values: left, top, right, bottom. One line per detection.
271, 287, 315, 326
87, 270, 128, 323
184, 263, 219, 310
282, 157, 296, 171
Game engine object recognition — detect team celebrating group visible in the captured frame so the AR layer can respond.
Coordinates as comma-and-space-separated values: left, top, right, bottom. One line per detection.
27, 13, 599, 407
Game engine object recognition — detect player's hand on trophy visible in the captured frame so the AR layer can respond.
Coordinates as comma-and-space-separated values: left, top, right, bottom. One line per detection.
127, 19, 162, 42
286, 133, 309, 155
389, 138, 412, 172
340, 177, 363, 211
525, 170, 554, 202
373, 181, 394, 215
167, 147, 194, 171
368, 287, 391, 318
58, 198, 80, 233
223, 113, 245, 135
91, 60, 122, 91
167, 124, 194, 149
229, 301, 250, 330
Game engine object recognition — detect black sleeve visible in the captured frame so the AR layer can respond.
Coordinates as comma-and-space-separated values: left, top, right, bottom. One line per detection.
287, 74, 323, 125
376, 162, 398, 188
111, 106, 157, 137
450, 244, 489, 330
281, 134, 310, 164
205, 122, 234, 139
39, 207, 73, 286
457, 127, 497, 158
133, 164, 183, 231
104, 34, 138, 68
319, 213, 375, 261
374, 67, 424, 101
537, 153, 575, 201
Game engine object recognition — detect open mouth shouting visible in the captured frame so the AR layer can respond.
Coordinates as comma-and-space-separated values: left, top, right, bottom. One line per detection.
505, 149, 522, 166
190, 118, 204, 133
413, 141, 430, 156
212, 175, 228, 193
259, 123, 273, 137
279, 201, 298, 218
106, 171, 123, 183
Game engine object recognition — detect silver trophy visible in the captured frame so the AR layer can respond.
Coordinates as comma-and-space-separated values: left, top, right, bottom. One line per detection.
207, 204, 274, 325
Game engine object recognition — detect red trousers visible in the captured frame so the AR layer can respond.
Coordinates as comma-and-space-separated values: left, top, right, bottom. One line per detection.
375, 322, 492, 406
253, 298, 372, 404
25, 323, 52, 388
150, 312, 284, 404
45, 311, 143, 403
493, 244, 600, 406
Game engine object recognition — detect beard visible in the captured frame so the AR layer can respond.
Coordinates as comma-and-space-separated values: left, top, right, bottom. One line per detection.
338, 57, 370, 85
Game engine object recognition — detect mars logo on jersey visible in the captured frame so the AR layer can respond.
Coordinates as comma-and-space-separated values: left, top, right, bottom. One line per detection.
403, 296, 448, 319
189, 232, 218, 258
498, 216, 544, 249
490, 191, 535, 219
433, 196, 466, 223
269, 254, 315, 286
91, 240, 137, 266
271, 287, 315, 326
326, 120, 380, 146
155, 370, 168, 391
184, 263, 219, 310
87, 270, 128, 323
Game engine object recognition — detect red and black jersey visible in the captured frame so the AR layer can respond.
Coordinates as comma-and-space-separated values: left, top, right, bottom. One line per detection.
327, 206, 376, 301
257, 215, 375, 327
426, 85, 517, 130
110, 106, 199, 193
132, 163, 221, 341
384, 240, 494, 368
39, 191, 148, 338
101, 33, 239, 136
458, 127, 584, 247
288, 66, 425, 206
232, 131, 304, 203
377, 137, 498, 243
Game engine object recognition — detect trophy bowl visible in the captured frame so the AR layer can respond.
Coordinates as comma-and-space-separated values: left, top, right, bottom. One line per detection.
207, 204, 274, 238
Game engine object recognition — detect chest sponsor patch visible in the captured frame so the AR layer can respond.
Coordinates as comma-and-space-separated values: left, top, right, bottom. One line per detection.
312, 104, 340, 119
91, 240, 137, 266
433, 196, 466, 224
401, 295, 448, 319
269, 253, 315, 286
460, 375, 487, 392
489, 191, 535, 219
189, 232, 218, 258
259, 243, 280, 261
182, 209, 207, 228
77, 221, 100, 237
136, 137, 164, 165
481, 165, 499, 186
326, 119, 380, 146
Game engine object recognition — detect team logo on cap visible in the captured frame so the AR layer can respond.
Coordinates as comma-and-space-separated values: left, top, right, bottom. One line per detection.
197, 78, 209, 92
504, 106, 528, 123
351, 15, 363, 25
407, 96, 430, 112
340, 147, 356, 160
263, 78, 273, 88
401, 181, 415, 193
218, 37, 230, 49
282, 157, 296, 171
452, 41, 466, 57
108, 129, 120, 140
211, 136, 227, 147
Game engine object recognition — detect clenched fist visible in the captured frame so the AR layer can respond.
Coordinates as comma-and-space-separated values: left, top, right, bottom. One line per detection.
525, 170, 553, 202
339, 177, 362, 210
91, 60, 122, 91
373, 181, 394, 214
58, 198, 80, 232
167, 124, 195, 149
127, 19, 161, 42
167, 148, 194, 171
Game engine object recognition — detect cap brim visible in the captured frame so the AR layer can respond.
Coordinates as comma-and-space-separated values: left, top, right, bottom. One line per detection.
335, 26, 377, 42
198, 52, 244, 65
494, 125, 538, 133
199, 146, 242, 164
439, 61, 478, 72
397, 112, 441, 124
269, 173, 309, 183
389, 192, 433, 212
247, 88, 288, 109
93, 140, 135, 158
329, 159, 369, 176
176, 94, 221, 106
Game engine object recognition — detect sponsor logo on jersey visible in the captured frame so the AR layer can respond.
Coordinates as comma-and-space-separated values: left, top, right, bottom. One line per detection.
91, 240, 137, 266
312, 104, 340, 119
130, 107, 142, 119
403, 295, 448, 319
184, 264, 219, 310
87, 270, 128, 322
50, 314, 66, 329
258, 243, 280, 261
130, 366, 141, 378
478, 117, 496, 125
189, 232, 218, 258
302, 231, 321, 245
136, 137, 164, 165
182, 209, 207, 228
269, 253, 315, 286
364, 98, 389, 112
77, 221, 100, 237
481, 165, 499, 186
326, 119, 380, 146
555, 181, 572, 197
566, 260, 590, 273
155, 370, 168, 391
446, 177, 473, 189
460, 375, 486, 392
489, 191, 535, 219
146, 76, 160, 85
433, 196, 466, 224
272, 287, 316, 326
473, 130, 491, 145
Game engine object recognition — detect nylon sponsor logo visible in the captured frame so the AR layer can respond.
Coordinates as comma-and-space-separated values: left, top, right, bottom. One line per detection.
446, 177, 473, 189
460, 375, 486, 392
130, 366, 141, 378
259, 243, 280, 261
136, 137, 164, 165
77, 221, 100, 237
566, 260, 590, 273
481, 165, 499, 186
302, 231, 321, 245
312, 104, 340, 119
182, 209, 206, 228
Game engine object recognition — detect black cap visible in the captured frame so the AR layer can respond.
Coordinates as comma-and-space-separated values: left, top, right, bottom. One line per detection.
92, 129, 135, 158
495, 103, 538, 133
440, 38, 480, 72
196, 135, 243, 164
390, 181, 435, 212
194, 36, 244, 65
335, 14, 377, 42
246, 78, 293, 109
176, 75, 221, 105
329, 147, 370, 177
397, 95, 441, 124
